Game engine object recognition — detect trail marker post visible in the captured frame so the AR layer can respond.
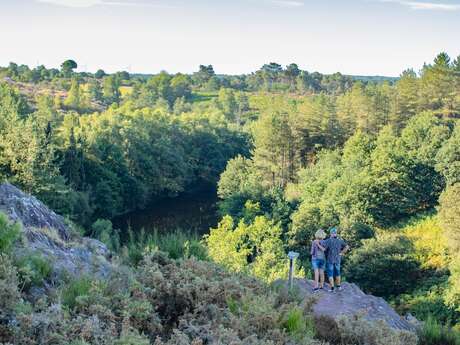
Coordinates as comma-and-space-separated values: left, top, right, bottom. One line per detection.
287, 251, 299, 290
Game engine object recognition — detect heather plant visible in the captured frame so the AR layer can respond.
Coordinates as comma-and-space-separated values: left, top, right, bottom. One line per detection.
0, 254, 20, 316
335, 315, 418, 345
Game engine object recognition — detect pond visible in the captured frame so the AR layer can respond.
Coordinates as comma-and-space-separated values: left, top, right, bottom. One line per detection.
113, 187, 220, 236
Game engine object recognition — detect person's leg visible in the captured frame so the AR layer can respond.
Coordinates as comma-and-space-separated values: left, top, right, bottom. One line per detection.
334, 263, 342, 290
319, 269, 325, 288
314, 268, 319, 289
327, 263, 335, 291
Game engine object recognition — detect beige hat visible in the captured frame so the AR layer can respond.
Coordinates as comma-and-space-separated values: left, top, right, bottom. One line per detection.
315, 229, 326, 239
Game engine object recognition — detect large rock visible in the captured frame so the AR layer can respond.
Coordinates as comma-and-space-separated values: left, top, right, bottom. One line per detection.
0, 182, 112, 278
281, 279, 417, 333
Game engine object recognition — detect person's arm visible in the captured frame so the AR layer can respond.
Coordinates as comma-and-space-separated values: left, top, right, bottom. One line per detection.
316, 240, 326, 251
340, 240, 349, 255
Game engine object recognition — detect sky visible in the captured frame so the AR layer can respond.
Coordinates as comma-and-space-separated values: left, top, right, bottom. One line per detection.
0, 0, 459, 76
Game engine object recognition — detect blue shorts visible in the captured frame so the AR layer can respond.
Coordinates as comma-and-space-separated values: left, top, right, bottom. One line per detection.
326, 262, 341, 278
312, 258, 325, 270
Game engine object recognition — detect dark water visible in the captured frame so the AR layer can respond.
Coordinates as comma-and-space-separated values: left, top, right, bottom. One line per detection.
113, 188, 219, 236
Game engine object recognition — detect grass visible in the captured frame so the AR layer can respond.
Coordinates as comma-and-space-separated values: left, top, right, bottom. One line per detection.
61, 276, 93, 309
418, 316, 460, 345
123, 227, 208, 265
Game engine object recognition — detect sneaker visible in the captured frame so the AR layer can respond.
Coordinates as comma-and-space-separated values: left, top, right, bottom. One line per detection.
328, 286, 335, 293
312, 288, 320, 293
337, 285, 342, 291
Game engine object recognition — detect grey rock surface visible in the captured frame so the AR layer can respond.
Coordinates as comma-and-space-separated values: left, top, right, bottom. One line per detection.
0, 182, 112, 278
283, 279, 417, 332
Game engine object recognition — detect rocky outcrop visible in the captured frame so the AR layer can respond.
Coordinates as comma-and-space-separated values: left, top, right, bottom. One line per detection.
279, 279, 417, 333
0, 182, 112, 278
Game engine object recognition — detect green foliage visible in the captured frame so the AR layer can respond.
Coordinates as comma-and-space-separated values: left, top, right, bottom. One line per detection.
394, 282, 459, 325
91, 218, 120, 252
403, 214, 449, 270
123, 228, 207, 265
61, 59, 77, 77
280, 307, 315, 341
206, 215, 303, 282
61, 276, 93, 309
439, 183, 460, 252
15, 253, 52, 289
445, 256, 460, 314
436, 123, 460, 186
418, 316, 460, 345
344, 234, 422, 298
0, 212, 20, 254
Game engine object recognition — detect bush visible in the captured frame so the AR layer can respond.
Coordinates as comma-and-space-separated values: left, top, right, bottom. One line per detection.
280, 306, 315, 342
205, 215, 302, 282
336, 315, 418, 345
91, 218, 120, 252
403, 214, 449, 270
418, 316, 460, 345
0, 213, 21, 254
393, 282, 460, 325
344, 234, 422, 298
15, 253, 52, 289
61, 276, 93, 309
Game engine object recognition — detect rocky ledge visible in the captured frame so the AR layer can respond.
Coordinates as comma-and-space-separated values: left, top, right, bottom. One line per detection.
0, 182, 112, 278
279, 279, 419, 335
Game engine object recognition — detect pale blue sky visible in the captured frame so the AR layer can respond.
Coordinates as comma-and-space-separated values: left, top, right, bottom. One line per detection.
0, 0, 459, 76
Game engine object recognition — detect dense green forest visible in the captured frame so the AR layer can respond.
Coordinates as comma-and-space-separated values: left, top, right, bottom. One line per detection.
1, 52, 460, 343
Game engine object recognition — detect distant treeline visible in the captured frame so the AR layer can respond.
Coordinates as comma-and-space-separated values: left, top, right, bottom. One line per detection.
0, 60, 397, 96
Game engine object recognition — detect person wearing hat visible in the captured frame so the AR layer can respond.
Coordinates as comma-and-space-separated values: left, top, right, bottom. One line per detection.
310, 228, 327, 292
322, 227, 349, 292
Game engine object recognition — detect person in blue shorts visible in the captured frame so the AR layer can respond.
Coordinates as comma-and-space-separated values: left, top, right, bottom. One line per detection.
310, 229, 327, 292
321, 227, 349, 292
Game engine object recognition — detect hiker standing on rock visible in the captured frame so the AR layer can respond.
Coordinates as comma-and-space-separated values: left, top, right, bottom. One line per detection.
320, 227, 349, 292
311, 229, 327, 292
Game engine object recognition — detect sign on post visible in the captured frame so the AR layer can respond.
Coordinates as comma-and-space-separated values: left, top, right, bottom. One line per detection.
287, 251, 299, 290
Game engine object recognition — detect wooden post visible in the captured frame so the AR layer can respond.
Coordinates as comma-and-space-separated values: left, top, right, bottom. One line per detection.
287, 251, 299, 290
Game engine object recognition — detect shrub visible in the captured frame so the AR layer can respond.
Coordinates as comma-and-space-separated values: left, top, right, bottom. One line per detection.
205, 215, 302, 282
280, 307, 314, 341
336, 315, 418, 345
393, 281, 460, 325
0, 213, 21, 254
344, 233, 422, 298
15, 253, 53, 289
418, 316, 460, 345
91, 218, 120, 252
404, 214, 449, 270
61, 276, 93, 309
